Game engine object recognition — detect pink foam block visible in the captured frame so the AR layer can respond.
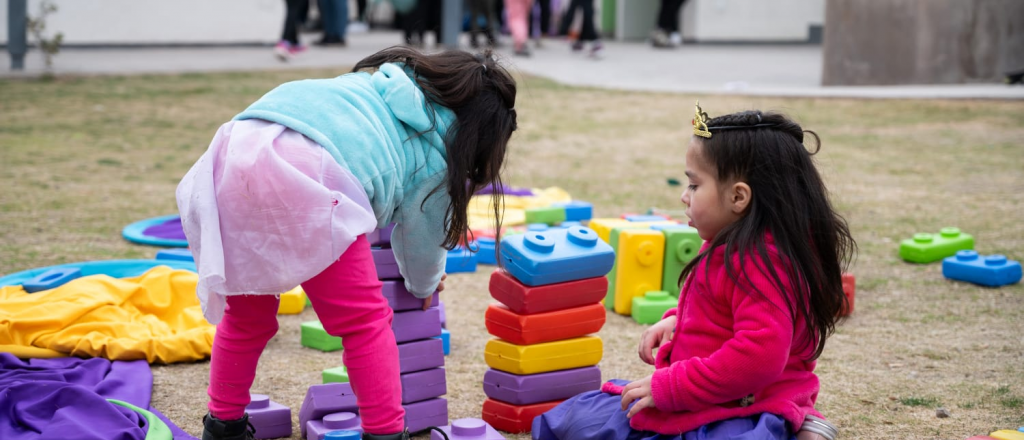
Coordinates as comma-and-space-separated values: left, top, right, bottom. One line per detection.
298, 383, 359, 437
392, 307, 443, 343
432, 418, 505, 440
398, 338, 446, 373
306, 412, 362, 440
382, 280, 439, 311
372, 247, 402, 280
401, 368, 447, 404
404, 398, 448, 433
246, 394, 292, 439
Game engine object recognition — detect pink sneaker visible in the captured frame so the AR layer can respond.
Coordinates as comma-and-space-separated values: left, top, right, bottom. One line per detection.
274, 41, 291, 61
288, 44, 307, 56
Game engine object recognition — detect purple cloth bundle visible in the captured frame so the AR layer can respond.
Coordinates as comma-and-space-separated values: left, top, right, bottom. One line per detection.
0, 353, 196, 440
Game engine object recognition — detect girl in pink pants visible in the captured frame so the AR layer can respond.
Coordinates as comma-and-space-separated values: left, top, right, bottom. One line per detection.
505, 0, 534, 56
177, 47, 518, 440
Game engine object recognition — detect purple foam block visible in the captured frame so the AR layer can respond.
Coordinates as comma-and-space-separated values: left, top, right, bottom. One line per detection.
306, 412, 363, 440
367, 223, 396, 247
372, 247, 402, 280
432, 418, 505, 440
439, 301, 446, 329
401, 368, 447, 404
404, 398, 448, 433
246, 394, 292, 439
382, 280, 439, 312
398, 338, 445, 373
482, 366, 601, 405
392, 307, 443, 343
299, 383, 359, 437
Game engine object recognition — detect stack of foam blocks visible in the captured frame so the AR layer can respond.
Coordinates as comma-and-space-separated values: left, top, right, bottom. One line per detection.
481, 226, 615, 434
368, 224, 449, 432
300, 224, 449, 437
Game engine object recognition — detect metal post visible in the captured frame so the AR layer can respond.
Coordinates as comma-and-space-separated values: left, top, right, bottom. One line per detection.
8, 0, 28, 70
441, 0, 462, 49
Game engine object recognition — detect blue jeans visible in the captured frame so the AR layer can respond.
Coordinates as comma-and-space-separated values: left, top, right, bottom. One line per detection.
319, 0, 349, 38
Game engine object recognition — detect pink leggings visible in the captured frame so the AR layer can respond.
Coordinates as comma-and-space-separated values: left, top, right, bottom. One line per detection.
505, 0, 533, 50
207, 235, 404, 434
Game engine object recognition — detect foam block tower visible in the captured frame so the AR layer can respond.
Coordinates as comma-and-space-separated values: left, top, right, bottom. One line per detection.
482, 226, 613, 434
306, 224, 449, 434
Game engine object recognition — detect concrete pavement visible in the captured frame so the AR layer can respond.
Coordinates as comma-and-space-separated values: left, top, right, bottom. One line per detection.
4, 30, 1022, 99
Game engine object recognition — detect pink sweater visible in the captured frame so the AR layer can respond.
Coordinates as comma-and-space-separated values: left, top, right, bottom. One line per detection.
627, 236, 822, 434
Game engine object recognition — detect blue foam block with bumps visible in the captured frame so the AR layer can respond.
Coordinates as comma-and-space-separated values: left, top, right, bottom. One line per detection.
446, 247, 478, 273
942, 251, 1022, 287
553, 201, 593, 221
21, 267, 82, 293
499, 226, 615, 286
155, 248, 195, 262
475, 238, 497, 265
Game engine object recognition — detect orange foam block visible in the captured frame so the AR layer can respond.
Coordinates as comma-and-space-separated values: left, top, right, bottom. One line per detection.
489, 269, 607, 315
485, 303, 606, 345
481, 398, 562, 434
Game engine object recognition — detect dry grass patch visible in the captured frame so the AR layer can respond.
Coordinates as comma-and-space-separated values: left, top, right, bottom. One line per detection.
2, 70, 1022, 440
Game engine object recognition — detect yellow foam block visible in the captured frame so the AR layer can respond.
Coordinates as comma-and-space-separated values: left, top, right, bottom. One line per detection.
588, 218, 633, 243
991, 430, 1024, 440
614, 229, 665, 315
277, 286, 306, 314
484, 336, 603, 375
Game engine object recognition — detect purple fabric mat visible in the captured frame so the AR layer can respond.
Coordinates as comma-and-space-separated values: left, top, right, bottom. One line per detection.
142, 218, 187, 240
532, 379, 795, 440
0, 353, 197, 440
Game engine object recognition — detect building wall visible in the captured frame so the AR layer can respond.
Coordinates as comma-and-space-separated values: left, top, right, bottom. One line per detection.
2, 0, 284, 45
822, 0, 1024, 85
682, 0, 824, 42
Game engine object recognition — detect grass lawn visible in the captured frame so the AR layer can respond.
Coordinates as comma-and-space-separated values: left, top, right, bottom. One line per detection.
1, 69, 1022, 440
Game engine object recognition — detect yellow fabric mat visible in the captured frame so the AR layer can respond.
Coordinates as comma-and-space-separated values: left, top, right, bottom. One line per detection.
0, 266, 214, 363
468, 186, 572, 230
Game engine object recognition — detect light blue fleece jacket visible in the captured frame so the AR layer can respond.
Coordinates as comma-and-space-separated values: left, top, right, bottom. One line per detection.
234, 63, 456, 298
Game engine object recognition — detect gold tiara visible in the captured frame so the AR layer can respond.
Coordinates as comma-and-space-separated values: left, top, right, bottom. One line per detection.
693, 101, 712, 139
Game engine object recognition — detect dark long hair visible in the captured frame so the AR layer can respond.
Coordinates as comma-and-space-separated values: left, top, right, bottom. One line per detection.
353, 47, 516, 250
678, 110, 856, 360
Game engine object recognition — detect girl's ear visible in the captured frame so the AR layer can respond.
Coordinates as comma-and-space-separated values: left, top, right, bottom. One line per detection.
729, 181, 752, 214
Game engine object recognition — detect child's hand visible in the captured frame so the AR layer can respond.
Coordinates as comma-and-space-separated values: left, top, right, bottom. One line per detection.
638, 315, 677, 365
620, 375, 654, 418
424, 274, 447, 310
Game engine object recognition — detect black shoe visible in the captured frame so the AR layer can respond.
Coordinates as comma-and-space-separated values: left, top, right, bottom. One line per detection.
362, 427, 449, 440
1006, 70, 1024, 85
315, 35, 346, 46
202, 413, 256, 440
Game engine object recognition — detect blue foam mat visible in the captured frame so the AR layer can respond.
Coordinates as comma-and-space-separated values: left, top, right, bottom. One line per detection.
121, 214, 188, 247
0, 259, 197, 288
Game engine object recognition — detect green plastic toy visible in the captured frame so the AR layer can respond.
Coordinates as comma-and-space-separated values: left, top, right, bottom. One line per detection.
524, 206, 567, 225
322, 365, 349, 383
899, 227, 974, 263
605, 225, 651, 310
631, 291, 678, 324
301, 321, 343, 352
660, 226, 701, 292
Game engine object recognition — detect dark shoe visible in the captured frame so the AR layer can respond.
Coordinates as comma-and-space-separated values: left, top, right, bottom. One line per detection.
315, 35, 346, 46
362, 427, 449, 440
202, 413, 255, 440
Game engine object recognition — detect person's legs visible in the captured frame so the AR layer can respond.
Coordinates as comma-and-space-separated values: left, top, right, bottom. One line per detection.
302, 235, 404, 434
207, 295, 281, 420
282, 0, 302, 45
578, 0, 597, 42
506, 0, 532, 54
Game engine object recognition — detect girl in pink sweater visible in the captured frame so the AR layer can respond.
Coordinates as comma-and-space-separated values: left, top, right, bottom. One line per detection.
533, 103, 855, 440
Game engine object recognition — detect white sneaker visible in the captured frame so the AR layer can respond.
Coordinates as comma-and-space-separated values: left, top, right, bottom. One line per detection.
273, 41, 291, 61
348, 21, 369, 34
669, 32, 682, 46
